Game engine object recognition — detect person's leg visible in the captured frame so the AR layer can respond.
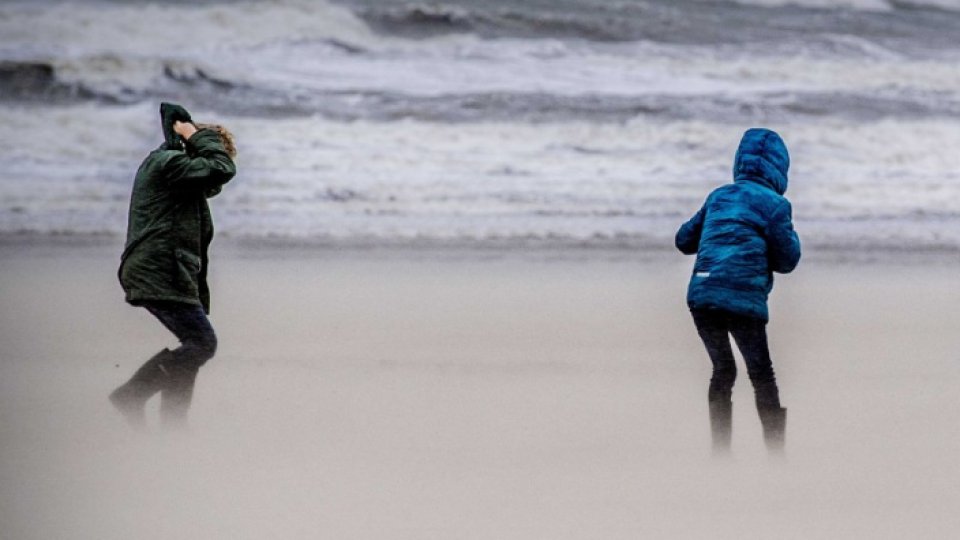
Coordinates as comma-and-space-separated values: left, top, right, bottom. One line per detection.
728, 316, 779, 407
144, 302, 217, 427
110, 302, 216, 428
729, 316, 786, 454
109, 348, 176, 428
692, 309, 737, 454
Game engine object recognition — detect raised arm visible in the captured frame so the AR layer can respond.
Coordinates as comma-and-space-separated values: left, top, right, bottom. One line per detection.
675, 204, 707, 255
161, 122, 236, 195
766, 200, 801, 273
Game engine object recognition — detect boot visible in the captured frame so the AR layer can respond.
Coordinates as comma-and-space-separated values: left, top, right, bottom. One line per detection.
758, 406, 787, 455
709, 399, 733, 455
159, 364, 198, 429
109, 348, 175, 428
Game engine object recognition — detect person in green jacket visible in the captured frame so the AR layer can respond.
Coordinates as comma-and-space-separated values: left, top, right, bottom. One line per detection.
110, 103, 236, 429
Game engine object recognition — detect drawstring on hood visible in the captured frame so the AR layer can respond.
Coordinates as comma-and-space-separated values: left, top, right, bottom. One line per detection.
733, 128, 790, 195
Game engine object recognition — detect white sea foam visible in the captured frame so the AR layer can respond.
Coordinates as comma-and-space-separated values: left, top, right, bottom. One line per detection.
2, 0, 958, 250
0, 0, 374, 56
243, 37, 960, 99
2, 104, 959, 250
724, 0, 891, 10
722, 0, 960, 11
0, 0, 377, 100
2, 0, 958, 112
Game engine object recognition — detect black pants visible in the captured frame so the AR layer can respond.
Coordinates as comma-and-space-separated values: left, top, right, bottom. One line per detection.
145, 301, 217, 421
145, 301, 217, 372
691, 308, 780, 408
112, 301, 217, 426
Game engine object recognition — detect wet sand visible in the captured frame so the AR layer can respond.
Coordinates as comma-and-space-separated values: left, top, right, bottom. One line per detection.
1, 240, 958, 539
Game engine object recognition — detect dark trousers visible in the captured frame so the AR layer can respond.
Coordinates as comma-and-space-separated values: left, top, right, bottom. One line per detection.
691, 308, 780, 408
112, 301, 217, 427
142, 302, 217, 422
145, 301, 217, 372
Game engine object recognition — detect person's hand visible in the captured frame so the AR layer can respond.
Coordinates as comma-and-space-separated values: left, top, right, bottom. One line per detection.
160, 102, 192, 149
173, 120, 198, 140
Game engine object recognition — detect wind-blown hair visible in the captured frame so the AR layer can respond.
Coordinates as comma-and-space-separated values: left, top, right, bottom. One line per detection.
196, 123, 237, 159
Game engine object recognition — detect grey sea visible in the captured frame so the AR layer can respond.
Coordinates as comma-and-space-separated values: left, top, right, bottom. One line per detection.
1, 0, 959, 250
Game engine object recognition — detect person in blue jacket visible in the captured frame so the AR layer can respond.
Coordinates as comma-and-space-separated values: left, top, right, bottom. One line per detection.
675, 128, 801, 455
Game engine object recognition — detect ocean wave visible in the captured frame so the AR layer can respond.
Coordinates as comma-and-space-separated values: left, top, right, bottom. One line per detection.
2, 0, 959, 252
0, 0, 375, 56
3, 0, 957, 54
0, 62, 76, 101
727, 0, 960, 11
3, 106, 960, 250
347, 0, 960, 45
4, 71, 957, 124
2, 0, 958, 123
6, 38, 959, 124
357, 2, 642, 42
0, 59, 245, 110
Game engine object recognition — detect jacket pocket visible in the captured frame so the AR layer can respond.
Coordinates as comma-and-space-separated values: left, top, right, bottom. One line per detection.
174, 248, 202, 275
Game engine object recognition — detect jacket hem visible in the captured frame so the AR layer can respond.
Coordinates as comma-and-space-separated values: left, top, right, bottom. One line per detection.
125, 291, 202, 309
687, 299, 769, 322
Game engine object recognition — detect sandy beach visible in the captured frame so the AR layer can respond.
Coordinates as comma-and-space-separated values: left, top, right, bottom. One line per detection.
0, 239, 957, 539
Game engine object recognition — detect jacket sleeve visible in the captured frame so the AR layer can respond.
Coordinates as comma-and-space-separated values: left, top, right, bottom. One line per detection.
675, 204, 706, 255
161, 129, 236, 194
766, 199, 801, 273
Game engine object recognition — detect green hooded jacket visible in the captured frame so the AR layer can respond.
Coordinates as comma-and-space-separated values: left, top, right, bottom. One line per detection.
118, 107, 236, 314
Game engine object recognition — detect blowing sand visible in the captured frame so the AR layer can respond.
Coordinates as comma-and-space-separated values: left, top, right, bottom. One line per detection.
1, 240, 958, 539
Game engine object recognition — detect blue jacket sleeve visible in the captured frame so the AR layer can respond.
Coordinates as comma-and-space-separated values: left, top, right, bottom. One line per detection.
675, 205, 706, 255
766, 200, 801, 273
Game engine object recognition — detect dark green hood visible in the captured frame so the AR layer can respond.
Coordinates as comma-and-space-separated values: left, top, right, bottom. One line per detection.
160, 102, 193, 150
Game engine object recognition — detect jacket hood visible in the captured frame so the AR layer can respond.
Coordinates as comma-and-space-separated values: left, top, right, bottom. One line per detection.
733, 128, 789, 195
160, 102, 193, 150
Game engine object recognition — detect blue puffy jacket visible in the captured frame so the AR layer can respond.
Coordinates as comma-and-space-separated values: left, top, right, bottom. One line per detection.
675, 128, 801, 321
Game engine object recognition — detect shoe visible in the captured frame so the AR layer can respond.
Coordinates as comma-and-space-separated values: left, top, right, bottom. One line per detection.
159, 364, 198, 429
709, 399, 733, 455
109, 382, 149, 428
109, 349, 174, 428
758, 406, 787, 455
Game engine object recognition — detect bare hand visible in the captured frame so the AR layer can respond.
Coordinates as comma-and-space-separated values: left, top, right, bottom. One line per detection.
173, 120, 198, 140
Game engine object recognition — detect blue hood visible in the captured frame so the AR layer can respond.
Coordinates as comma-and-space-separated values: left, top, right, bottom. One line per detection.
733, 128, 789, 195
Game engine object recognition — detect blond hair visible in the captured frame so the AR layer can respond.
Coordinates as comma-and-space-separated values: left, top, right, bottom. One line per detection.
196, 123, 237, 158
